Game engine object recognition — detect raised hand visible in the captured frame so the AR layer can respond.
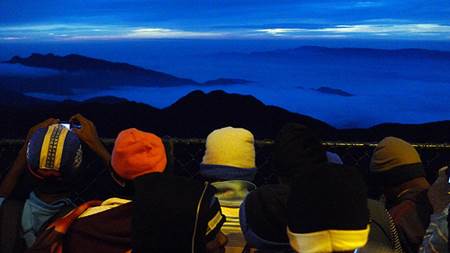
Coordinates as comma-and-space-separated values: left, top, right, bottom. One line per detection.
70, 113, 111, 165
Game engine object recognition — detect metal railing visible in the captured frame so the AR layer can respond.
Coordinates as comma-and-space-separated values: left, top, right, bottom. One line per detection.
1, 139, 449, 202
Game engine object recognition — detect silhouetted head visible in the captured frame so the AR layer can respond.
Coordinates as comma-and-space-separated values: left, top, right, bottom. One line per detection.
272, 123, 327, 184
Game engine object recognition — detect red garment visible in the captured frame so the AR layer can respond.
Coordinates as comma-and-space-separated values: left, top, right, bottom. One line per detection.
389, 189, 432, 253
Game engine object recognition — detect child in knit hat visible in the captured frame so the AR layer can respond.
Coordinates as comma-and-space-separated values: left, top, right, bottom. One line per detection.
0, 115, 111, 250
199, 126, 258, 251
370, 137, 432, 252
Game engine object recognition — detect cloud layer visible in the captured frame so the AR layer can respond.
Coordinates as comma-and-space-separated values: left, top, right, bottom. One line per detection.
1, 0, 449, 41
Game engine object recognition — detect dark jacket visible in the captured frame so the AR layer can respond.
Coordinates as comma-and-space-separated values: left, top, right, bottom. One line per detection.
63, 202, 132, 253
132, 173, 225, 253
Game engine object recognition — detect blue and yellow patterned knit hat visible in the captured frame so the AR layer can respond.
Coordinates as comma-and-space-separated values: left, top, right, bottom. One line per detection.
26, 124, 82, 187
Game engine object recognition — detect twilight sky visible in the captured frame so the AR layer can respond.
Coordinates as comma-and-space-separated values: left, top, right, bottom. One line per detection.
1, 0, 450, 41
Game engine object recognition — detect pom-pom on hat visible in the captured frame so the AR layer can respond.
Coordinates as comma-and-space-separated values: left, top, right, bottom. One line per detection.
287, 163, 370, 253
370, 137, 424, 186
111, 128, 167, 180
200, 127, 256, 181
26, 124, 83, 192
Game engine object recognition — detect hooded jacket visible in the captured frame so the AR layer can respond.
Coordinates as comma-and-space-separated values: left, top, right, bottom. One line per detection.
132, 173, 225, 253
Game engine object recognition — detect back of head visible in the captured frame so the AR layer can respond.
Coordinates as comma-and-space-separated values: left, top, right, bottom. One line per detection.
200, 126, 256, 181
26, 124, 83, 194
111, 128, 167, 181
287, 163, 370, 253
370, 137, 424, 187
273, 123, 327, 180
132, 173, 226, 253
240, 184, 291, 250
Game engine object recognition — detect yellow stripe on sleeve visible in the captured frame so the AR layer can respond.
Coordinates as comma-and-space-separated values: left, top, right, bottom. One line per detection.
206, 211, 224, 235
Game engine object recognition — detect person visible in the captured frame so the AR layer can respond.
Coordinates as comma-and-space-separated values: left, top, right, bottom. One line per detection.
28, 128, 227, 253
419, 166, 449, 253
287, 163, 370, 253
0, 115, 110, 252
132, 171, 227, 253
370, 136, 433, 252
198, 126, 258, 251
240, 123, 324, 251
239, 123, 402, 253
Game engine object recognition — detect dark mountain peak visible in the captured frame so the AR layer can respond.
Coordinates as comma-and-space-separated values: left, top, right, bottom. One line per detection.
163, 89, 334, 138
169, 90, 265, 110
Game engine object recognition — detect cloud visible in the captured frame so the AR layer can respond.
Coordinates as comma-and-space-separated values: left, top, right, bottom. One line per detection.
0, 23, 228, 40
256, 23, 450, 39
2, 22, 450, 41
127, 28, 226, 38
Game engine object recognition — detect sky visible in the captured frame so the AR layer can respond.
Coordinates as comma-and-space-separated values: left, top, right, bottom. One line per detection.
1, 0, 450, 42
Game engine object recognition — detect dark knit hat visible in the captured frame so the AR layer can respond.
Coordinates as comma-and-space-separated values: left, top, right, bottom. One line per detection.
240, 184, 291, 249
26, 124, 83, 193
132, 173, 225, 253
370, 137, 425, 187
272, 123, 327, 178
287, 163, 370, 253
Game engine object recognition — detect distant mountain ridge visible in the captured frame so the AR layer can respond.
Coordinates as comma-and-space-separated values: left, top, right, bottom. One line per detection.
314, 87, 354, 97
1, 53, 250, 95
1, 88, 449, 143
250, 46, 450, 60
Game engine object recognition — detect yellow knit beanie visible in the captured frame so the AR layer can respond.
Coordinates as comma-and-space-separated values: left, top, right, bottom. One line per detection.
202, 127, 256, 169
370, 137, 421, 173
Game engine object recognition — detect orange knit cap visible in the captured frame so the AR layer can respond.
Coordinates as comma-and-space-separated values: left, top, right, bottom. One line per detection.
111, 128, 167, 180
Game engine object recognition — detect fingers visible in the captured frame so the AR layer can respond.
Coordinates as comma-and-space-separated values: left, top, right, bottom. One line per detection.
70, 113, 85, 124
70, 113, 94, 128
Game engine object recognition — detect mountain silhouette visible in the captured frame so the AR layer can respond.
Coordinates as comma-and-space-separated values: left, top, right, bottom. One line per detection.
1, 53, 250, 95
0, 89, 449, 143
0, 89, 334, 139
249, 46, 450, 60
314, 86, 354, 97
